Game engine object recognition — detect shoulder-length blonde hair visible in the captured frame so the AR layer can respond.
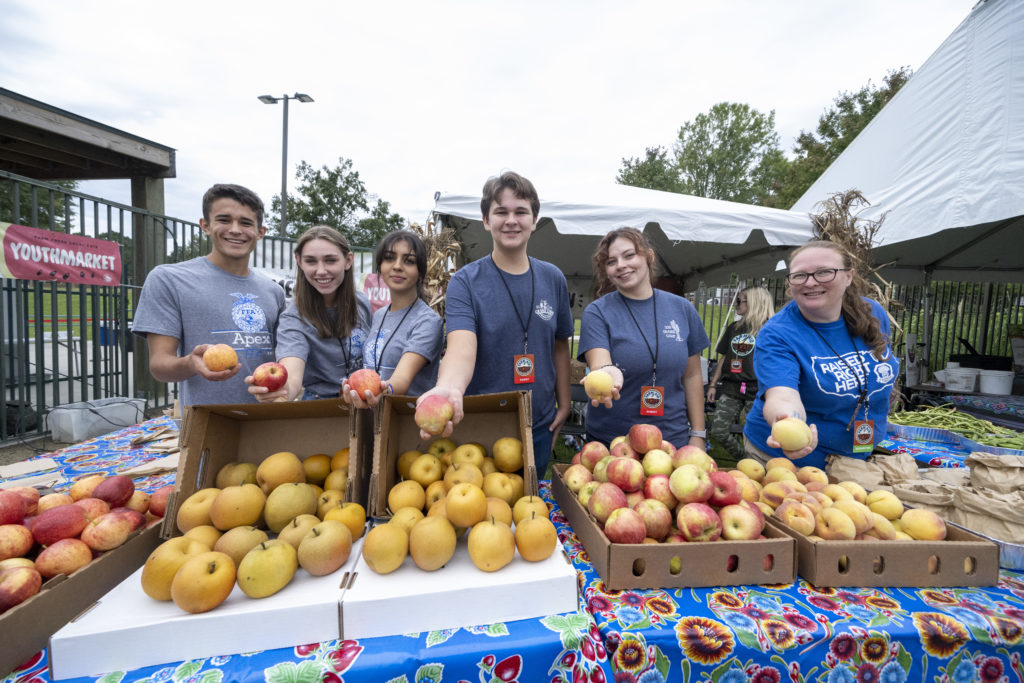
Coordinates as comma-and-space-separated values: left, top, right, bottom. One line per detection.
738, 286, 774, 335
293, 225, 359, 339
788, 240, 889, 359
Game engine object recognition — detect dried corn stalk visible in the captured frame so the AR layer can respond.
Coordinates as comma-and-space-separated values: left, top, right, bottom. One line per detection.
411, 217, 461, 319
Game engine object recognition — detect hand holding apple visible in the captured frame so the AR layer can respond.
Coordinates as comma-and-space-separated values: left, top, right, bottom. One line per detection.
193, 344, 241, 380
767, 416, 817, 458
583, 366, 622, 407
248, 361, 289, 401
415, 389, 460, 439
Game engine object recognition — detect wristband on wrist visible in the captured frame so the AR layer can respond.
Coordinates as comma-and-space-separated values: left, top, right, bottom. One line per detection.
690, 429, 707, 438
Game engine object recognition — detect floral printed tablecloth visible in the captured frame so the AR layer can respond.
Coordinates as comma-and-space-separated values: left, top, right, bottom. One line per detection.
5, 417, 1024, 683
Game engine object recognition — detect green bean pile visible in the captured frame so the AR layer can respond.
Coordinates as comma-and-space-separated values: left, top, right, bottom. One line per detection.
888, 404, 1024, 449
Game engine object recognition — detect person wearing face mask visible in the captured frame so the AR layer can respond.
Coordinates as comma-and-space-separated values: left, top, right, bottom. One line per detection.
246, 225, 371, 402
743, 240, 898, 469
706, 286, 775, 467
341, 230, 443, 407
577, 227, 710, 449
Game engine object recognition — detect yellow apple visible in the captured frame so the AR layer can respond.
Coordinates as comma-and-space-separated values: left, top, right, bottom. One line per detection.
297, 520, 352, 576
482, 472, 516, 506
450, 443, 486, 470
396, 450, 422, 479
443, 463, 484, 491
388, 480, 426, 512
389, 506, 426, 535
582, 369, 614, 402
736, 458, 766, 482
467, 517, 516, 572
317, 490, 345, 519
426, 437, 457, 459
361, 522, 408, 574
512, 495, 549, 526
514, 512, 558, 561
331, 448, 350, 471
208, 483, 266, 530
237, 540, 298, 598
256, 451, 306, 495
424, 480, 447, 509
485, 497, 514, 527
276, 513, 322, 550
213, 526, 269, 567
408, 515, 457, 571
264, 483, 318, 533
323, 502, 367, 541
215, 461, 258, 489
445, 482, 487, 528
183, 524, 222, 549
492, 437, 524, 473
141, 536, 213, 601
302, 454, 333, 486
408, 454, 443, 489
175, 487, 220, 533
323, 467, 348, 493
170, 550, 236, 613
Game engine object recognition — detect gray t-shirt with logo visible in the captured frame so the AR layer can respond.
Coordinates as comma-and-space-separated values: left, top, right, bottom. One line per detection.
131, 256, 286, 406
362, 298, 443, 396
276, 292, 372, 398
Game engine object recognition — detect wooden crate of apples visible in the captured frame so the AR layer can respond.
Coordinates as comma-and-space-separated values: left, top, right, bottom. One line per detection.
142, 448, 361, 614
1, 473, 165, 615
362, 430, 558, 575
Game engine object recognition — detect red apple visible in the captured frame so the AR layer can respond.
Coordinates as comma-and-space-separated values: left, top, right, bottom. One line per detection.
603, 507, 647, 544
0, 491, 27, 525
348, 368, 383, 398
643, 474, 678, 510
625, 490, 645, 508
415, 395, 454, 436
672, 445, 716, 472
562, 464, 593, 494
609, 440, 637, 460
719, 503, 765, 540
149, 485, 175, 518
633, 499, 673, 541
606, 457, 646, 493
4, 487, 39, 516
80, 511, 138, 551
628, 423, 663, 455
579, 441, 610, 472
676, 502, 723, 542
707, 470, 742, 507
0, 565, 42, 614
592, 456, 614, 482
108, 507, 147, 531
660, 441, 676, 457
587, 482, 627, 525
35, 538, 93, 578
92, 474, 135, 508
252, 361, 289, 392
32, 504, 88, 546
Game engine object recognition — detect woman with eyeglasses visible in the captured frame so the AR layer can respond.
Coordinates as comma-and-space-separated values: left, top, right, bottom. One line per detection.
742, 240, 897, 469
705, 286, 774, 467
578, 227, 709, 448
342, 230, 443, 407
245, 225, 372, 402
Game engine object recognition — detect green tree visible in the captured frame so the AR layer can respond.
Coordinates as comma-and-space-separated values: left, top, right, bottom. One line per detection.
616, 146, 684, 193
768, 67, 912, 209
97, 231, 133, 282
168, 235, 206, 263
269, 157, 405, 245
616, 103, 784, 205
0, 178, 79, 231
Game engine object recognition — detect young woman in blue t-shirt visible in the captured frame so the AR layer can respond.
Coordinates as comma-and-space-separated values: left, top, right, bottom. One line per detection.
743, 240, 897, 469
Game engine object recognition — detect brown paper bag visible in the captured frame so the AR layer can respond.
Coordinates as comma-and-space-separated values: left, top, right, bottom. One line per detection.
889, 481, 957, 517
948, 487, 1024, 544
918, 467, 972, 487
825, 455, 887, 488
966, 452, 1024, 493
868, 453, 920, 484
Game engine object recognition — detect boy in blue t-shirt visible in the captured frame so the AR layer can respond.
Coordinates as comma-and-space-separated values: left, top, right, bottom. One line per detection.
417, 172, 573, 479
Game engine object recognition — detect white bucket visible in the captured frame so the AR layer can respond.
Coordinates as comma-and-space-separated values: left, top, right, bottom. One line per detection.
945, 367, 979, 392
978, 369, 1014, 395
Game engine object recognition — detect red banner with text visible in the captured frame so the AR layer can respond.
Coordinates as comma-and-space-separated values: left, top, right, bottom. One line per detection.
0, 222, 122, 285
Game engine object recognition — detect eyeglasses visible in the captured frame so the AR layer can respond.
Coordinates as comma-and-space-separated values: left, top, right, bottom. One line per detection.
785, 268, 851, 285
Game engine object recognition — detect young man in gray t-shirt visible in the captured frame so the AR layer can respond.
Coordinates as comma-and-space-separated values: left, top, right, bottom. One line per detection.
132, 184, 285, 406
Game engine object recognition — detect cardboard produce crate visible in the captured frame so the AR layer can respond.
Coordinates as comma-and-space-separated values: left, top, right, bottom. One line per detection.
163, 398, 371, 539
48, 539, 363, 680
369, 391, 535, 519
550, 464, 796, 589
339, 522, 578, 639
0, 524, 161, 679
768, 517, 1000, 587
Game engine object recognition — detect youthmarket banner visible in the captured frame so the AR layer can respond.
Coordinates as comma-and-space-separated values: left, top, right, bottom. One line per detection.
0, 222, 122, 285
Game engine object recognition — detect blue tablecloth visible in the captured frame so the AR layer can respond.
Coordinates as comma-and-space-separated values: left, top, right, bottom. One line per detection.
5, 417, 1024, 682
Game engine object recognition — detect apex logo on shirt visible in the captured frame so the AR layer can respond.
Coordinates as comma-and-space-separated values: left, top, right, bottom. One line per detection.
534, 300, 554, 321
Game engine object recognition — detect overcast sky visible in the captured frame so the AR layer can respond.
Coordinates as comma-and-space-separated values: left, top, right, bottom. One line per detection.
1, 0, 977, 230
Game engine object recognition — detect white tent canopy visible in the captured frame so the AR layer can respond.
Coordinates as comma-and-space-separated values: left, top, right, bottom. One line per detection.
433, 183, 814, 298
792, 0, 1024, 283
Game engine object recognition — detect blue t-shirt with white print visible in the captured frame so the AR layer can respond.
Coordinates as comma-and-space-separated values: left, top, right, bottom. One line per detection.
743, 298, 897, 468
445, 256, 573, 430
578, 290, 709, 446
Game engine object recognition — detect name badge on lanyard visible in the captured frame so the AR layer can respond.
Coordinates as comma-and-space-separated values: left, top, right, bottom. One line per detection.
730, 358, 743, 373
640, 385, 665, 416
852, 419, 875, 453
514, 354, 535, 384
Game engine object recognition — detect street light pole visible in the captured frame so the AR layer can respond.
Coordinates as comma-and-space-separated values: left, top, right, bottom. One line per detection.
257, 92, 314, 235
